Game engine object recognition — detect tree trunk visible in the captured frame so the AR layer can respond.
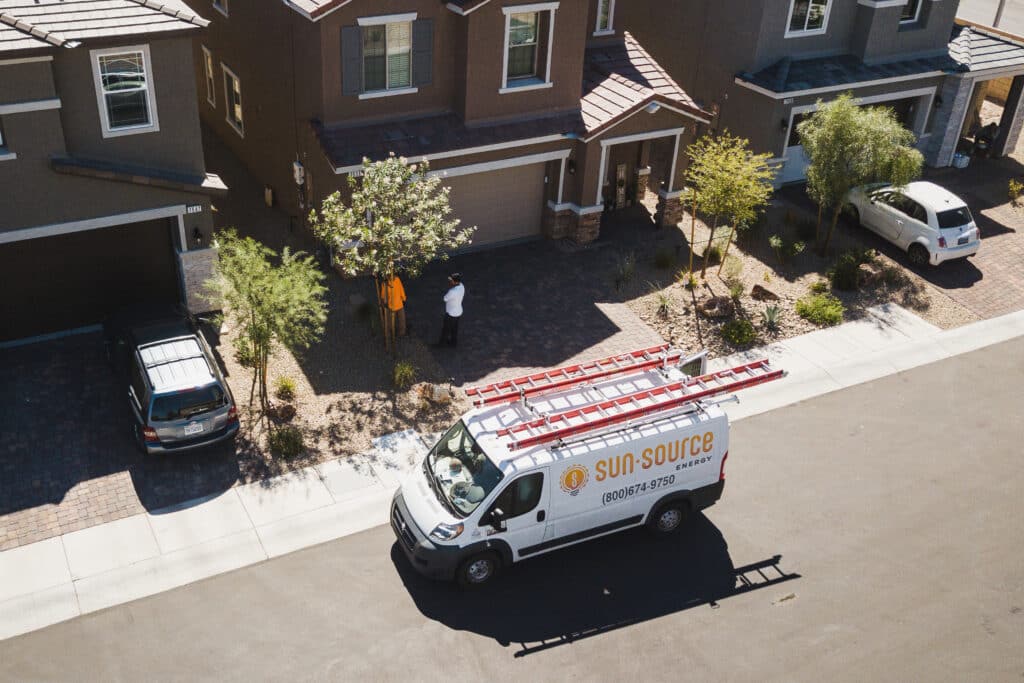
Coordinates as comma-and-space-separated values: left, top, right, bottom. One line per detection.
717, 224, 737, 277
688, 195, 698, 274
700, 216, 719, 278
819, 205, 843, 256
373, 273, 391, 353
815, 203, 823, 244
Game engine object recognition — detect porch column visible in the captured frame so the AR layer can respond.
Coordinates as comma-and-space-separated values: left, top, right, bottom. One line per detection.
998, 75, 1024, 157
926, 74, 975, 167
654, 132, 685, 228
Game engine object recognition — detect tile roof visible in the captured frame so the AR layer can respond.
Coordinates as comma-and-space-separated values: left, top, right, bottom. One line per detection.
581, 31, 709, 135
949, 23, 1024, 72
0, 0, 207, 53
282, 0, 350, 20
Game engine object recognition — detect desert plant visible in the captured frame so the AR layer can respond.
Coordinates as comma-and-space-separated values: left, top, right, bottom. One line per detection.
769, 234, 806, 264
393, 360, 417, 390
762, 271, 772, 284
810, 279, 830, 294
678, 270, 699, 290
1010, 178, 1024, 207
726, 278, 745, 302
761, 304, 782, 332
613, 252, 637, 290
796, 293, 845, 326
721, 254, 744, 279
654, 291, 672, 319
273, 376, 297, 402
828, 248, 876, 291
704, 242, 723, 266
721, 318, 757, 346
769, 234, 784, 263
268, 425, 304, 458
653, 248, 676, 270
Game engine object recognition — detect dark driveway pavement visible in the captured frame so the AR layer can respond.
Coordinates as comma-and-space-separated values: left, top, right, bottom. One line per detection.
0, 333, 239, 552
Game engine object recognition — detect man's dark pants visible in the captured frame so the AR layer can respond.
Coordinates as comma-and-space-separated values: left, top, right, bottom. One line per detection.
440, 314, 460, 347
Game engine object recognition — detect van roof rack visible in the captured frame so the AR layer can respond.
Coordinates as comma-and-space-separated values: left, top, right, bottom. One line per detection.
493, 356, 784, 452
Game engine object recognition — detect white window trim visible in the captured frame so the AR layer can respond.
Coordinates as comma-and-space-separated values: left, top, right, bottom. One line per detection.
221, 63, 244, 138
357, 12, 417, 26
784, 0, 833, 38
212, 0, 228, 18
900, 0, 922, 24
89, 44, 160, 139
358, 86, 418, 100
501, 3, 558, 92
594, 0, 615, 35
201, 45, 216, 108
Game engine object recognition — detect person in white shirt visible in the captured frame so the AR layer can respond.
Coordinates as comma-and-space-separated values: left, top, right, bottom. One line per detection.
438, 273, 465, 347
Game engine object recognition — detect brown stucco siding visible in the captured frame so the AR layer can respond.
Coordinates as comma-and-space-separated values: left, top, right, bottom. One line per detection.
753, 0, 856, 71
856, 2, 960, 64
0, 60, 56, 103
51, 36, 206, 178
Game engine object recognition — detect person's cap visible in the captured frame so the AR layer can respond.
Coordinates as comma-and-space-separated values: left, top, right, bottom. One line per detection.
449, 272, 462, 283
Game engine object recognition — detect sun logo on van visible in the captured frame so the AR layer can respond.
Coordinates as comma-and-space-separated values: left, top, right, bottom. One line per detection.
560, 465, 589, 496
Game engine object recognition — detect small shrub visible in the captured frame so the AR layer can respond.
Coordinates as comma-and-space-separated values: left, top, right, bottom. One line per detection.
613, 252, 637, 290
877, 263, 907, 288
273, 376, 296, 402
268, 425, 304, 458
828, 248, 876, 291
795, 293, 845, 326
234, 339, 258, 369
810, 279, 830, 294
721, 319, 757, 347
762, 271, 772, 284
761, 304, 782, 332
704, 242, 723, 265
726, 278, 745, 302
393, 361, 417, 390
654, 291, 672, 319
770, 234, 805, 263
1009, 178, 1024, 207
796, 219, 818, 243
769, 234, 784, 263
677, 269, 699, 290
721, 254, 744, 279
653, 248, 676, 270
790, 241, 806, 258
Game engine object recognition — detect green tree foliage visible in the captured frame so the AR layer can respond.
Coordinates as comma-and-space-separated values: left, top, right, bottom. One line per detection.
308, 154, 475, 351
798, 93, 923, 254
204, 229, 327, 412
684, 132, 774, 278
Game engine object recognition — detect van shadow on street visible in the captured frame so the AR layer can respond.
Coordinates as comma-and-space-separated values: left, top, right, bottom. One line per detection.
394, 514, 799, 657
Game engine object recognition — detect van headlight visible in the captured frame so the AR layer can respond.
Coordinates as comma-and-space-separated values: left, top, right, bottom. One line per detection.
429, 522, 464, 541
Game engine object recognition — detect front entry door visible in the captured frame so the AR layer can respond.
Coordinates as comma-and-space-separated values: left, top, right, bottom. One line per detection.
479, 468, 550, 559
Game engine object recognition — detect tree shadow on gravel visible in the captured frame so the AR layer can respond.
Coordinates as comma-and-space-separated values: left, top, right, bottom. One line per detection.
395, 513, 800, 656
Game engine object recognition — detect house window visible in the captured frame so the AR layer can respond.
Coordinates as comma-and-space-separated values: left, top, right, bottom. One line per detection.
202, 46, 216, 107
222, 64, 243, 137
901, 0, 922, 23
90, 45, 159, 138
362, 21, 412, 92
501, 3, 558, 93
212, 0, 228, 17
786, 0, 831, 36
595, 0, 615, 34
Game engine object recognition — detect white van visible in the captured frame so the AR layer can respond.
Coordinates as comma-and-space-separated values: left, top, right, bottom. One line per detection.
391, 347, 780, 586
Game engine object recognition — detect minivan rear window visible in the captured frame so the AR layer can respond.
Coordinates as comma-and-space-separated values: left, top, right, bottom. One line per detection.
936, 207, 973, 229
150, 385, 226, 422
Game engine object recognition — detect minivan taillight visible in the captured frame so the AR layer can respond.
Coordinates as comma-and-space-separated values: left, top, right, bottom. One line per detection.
719, 451, 729, 481
227, 405, 238, 424
142, 426, 159, 443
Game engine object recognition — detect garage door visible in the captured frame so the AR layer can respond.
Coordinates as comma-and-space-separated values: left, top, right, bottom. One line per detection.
442, 163, 546, 248
0, 219, 179, 342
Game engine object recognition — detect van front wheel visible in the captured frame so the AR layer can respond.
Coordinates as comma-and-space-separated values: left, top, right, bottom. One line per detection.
650, 501, 689, 534
457, 552, 500, 587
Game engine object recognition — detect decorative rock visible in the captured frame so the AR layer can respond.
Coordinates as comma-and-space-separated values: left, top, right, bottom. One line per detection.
699, 295, 734, 319
751, 284, 780, 301
858, 262, 883, 286
431, 384, 452, 404
269, 403, 296, 422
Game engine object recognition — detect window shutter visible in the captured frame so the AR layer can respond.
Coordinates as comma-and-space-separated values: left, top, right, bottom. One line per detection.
412, 19, 433, 87
341, 25, 362, 95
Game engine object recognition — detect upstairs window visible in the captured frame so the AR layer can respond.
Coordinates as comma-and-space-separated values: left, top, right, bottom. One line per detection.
363, 21, 412, 92
901, 0, 922, 24
501, 2, 558, 93
595, 0, 615, 34
90, 45, 159, 138
222, 64, 243, 137
786, 0, 831, 37
202, 46, 216, 107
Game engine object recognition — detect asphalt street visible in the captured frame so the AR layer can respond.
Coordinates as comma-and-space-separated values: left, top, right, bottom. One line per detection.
2, 338, 1023, 682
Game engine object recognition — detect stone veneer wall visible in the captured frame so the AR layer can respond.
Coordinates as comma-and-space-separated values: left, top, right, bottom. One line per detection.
926, 75, 973, 167
542, 205, 573, 240
572, 211, 602, 244
655, 194, 685, 228
178, 247, 218, 314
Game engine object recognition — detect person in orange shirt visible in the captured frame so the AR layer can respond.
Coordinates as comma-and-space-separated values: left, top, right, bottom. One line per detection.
380, 273, 407, 337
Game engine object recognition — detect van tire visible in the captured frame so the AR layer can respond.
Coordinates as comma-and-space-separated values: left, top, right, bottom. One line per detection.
457, 552, 500, 588
649, 500, 690, 535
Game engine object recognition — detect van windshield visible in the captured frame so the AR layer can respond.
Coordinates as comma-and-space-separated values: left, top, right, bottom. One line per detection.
425, 421, 503, 518
150, 385, 226, 422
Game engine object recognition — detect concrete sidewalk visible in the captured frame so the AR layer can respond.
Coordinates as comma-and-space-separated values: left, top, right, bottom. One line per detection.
3, 304, 1023, 641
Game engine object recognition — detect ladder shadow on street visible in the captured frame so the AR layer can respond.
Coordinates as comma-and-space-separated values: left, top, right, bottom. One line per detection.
395, 513, 800, 656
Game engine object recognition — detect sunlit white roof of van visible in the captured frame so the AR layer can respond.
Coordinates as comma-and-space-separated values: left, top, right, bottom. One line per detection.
139, 336, 215, 394
463, 366, 723, 473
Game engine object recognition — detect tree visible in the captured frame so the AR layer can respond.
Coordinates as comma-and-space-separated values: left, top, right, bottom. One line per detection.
205, 229, 328, 412
309, 154, 475, 352
684, 132, 774, 278
798, 92, 923, 255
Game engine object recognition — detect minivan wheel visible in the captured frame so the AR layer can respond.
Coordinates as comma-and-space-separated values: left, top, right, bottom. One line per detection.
650, 501, 689, 534
907, 243, 929, 267
457, 552, 499, 587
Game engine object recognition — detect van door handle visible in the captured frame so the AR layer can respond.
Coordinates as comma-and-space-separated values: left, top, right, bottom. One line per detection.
536, 510, 546, 522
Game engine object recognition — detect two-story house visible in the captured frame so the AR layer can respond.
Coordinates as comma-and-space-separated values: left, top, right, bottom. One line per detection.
0, 0, 224, 344
624, 0, 1024, 185
189, 0, 711, 248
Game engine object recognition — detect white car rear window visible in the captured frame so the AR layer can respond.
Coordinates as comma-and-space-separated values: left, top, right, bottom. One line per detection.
936, 207, 973, 229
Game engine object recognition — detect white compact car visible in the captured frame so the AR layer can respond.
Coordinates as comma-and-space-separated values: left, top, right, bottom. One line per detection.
845, 181, 981, 266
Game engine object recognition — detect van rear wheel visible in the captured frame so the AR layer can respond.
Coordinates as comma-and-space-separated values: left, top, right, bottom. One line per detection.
650, 501, 689, 534
457, 552, 499, 588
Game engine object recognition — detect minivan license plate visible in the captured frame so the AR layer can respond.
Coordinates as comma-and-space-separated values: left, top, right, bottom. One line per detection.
184, 422, 204, 435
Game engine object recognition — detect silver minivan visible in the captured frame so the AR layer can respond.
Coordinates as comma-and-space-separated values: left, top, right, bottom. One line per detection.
110, 310, 238, 454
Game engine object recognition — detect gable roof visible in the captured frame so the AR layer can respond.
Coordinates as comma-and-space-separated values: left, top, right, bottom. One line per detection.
582, 32, 710, 137
0, 0, 208, 53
